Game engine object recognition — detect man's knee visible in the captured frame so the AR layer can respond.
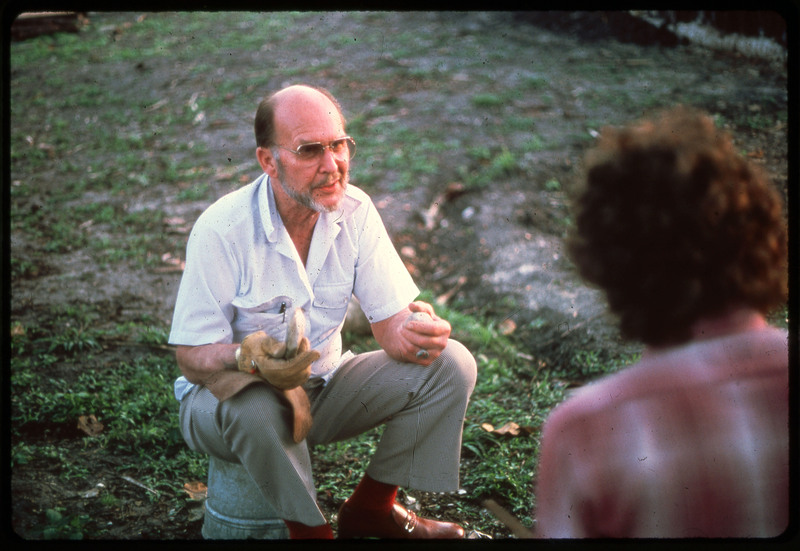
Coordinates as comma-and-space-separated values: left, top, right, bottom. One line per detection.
438, 339, 477, 392
222, 384, 293, 440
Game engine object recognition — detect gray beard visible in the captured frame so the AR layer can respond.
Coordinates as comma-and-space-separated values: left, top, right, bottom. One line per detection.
275, 155, 347, 213
284, 180, 345, 213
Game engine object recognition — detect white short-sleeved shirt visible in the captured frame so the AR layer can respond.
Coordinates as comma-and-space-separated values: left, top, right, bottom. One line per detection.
169, 174, 419, 400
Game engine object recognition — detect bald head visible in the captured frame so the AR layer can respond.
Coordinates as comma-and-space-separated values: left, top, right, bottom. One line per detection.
254, 84, 345, 148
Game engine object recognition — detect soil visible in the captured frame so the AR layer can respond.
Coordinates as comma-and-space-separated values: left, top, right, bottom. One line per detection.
7, 11, 789, 540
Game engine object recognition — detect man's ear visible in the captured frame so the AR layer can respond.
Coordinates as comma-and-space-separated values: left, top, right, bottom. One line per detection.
256, 147, 278, 177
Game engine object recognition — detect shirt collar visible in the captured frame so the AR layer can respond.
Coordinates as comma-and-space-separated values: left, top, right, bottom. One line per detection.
259, 174, 279, 243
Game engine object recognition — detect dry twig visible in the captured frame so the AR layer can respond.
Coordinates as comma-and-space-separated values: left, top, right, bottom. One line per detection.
483, 499, 534, 539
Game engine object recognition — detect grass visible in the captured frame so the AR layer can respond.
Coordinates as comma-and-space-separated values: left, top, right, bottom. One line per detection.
10, 307, 209, 508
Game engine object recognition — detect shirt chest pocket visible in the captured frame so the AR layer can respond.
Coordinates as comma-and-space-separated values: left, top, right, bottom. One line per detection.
312, 282, 352, 329
231, 295, 293, 341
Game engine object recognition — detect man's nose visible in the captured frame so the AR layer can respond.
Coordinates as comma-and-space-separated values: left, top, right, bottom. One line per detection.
319, 148, 340, 171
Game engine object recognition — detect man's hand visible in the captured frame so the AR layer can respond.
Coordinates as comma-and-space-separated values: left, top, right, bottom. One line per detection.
372, 301, 451, 365
236, 310, 320, 390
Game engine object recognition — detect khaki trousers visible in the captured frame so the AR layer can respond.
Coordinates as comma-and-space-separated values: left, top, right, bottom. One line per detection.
179, 339, 477, 526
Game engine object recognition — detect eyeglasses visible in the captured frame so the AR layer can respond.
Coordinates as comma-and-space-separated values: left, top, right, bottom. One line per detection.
277, 136, 356, 162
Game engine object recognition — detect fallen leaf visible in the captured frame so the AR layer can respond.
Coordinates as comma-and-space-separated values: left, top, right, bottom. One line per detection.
444, 182, 466, 201
161, 252, 183, 265
183, 481, 208, 501
77, 414, 104, 436
163, 216, 186, 226
11, 322, 25, 337
493, 422, 522, 436
152, 264, 185, 273
420, 196, 443, 230
165, 223, 192, 235
481, 421, 535, 438
435, 275, 467, 306
158, 253, 186, 271
498, 318, 517, 335
403, 260, 418, 277
37, 142, 56, 158
214, 168, 236, 181
80, 483, 105, 499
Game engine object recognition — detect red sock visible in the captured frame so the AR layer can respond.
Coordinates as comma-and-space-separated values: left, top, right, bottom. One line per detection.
283, 520, 334, 539
346, 474, 398, 514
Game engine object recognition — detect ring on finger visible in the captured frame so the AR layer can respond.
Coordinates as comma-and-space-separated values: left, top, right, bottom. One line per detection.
416, 349, 430, 359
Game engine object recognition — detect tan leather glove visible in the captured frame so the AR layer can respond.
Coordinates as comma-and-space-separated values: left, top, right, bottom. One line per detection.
282, 386, 313, 445
236, 331, 318, 390
234, 309, 320, 443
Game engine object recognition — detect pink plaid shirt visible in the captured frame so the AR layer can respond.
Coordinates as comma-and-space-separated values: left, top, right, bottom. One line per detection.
534, 311, 789, 538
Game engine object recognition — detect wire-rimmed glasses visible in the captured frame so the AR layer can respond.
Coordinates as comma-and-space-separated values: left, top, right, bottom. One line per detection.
277, 136, 356, 162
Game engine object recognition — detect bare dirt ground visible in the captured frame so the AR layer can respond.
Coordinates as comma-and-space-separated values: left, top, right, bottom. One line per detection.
8, 11, 789, 540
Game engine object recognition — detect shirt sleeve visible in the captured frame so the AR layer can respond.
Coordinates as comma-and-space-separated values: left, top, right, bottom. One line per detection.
168, 215, 240, 346
352, 199, 419, 323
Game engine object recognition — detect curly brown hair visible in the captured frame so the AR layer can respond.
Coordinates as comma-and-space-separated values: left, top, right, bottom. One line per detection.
567, 106, 787, 347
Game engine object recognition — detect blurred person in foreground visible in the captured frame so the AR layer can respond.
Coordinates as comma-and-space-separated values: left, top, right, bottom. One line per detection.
534, 106, 789, 538
169, 84, 476, 539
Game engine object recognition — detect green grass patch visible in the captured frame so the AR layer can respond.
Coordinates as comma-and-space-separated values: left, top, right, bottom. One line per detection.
471, 93, 505, 109
459, 146, 522, 190
10, 307, 205, 502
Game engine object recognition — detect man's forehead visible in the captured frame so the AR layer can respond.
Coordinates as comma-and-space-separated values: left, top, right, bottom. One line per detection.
273, 88, 344, 142
273, 86, 338, 116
